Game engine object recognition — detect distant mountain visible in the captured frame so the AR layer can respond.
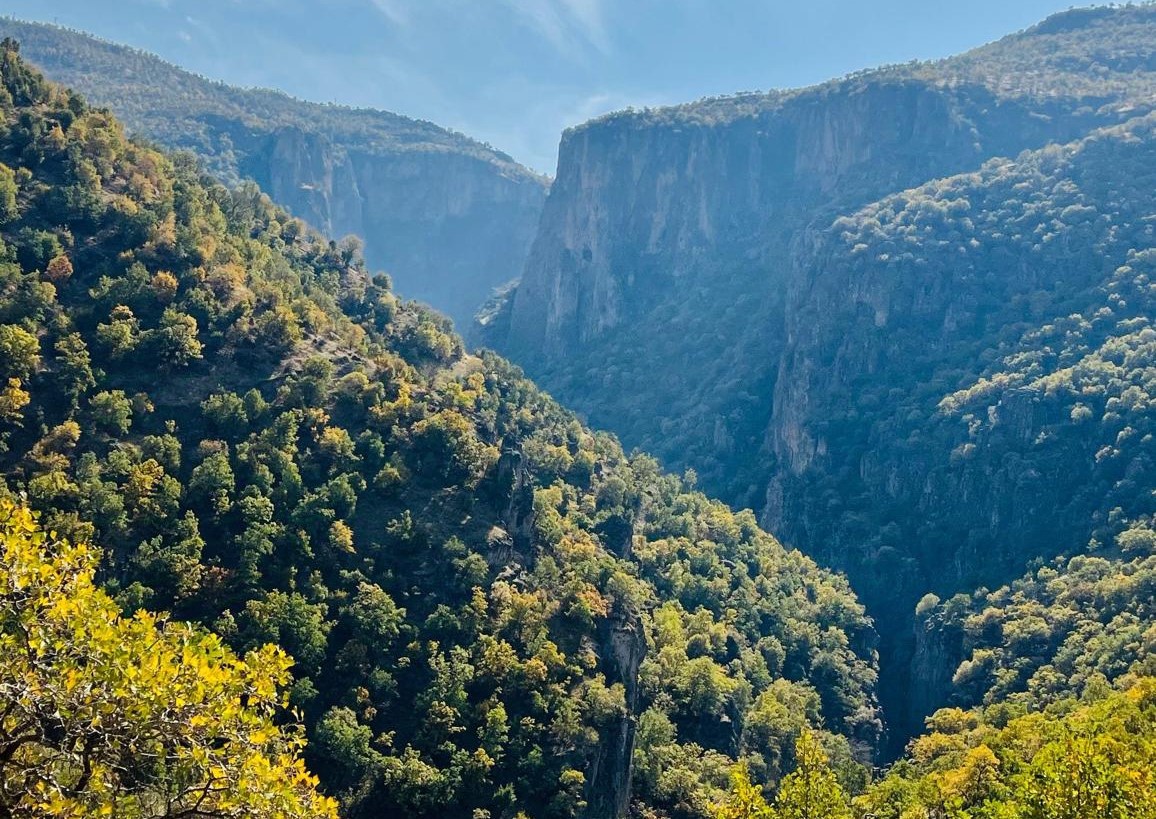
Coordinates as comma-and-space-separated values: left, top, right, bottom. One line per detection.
480, 4, 1156, 745
0, 18, 548, 328
0, 41, 879, 819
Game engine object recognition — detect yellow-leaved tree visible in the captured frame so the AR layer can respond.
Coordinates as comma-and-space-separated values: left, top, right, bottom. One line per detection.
0, 500, 338, 818
713, 764, 774, 819
773, 731, 851, 819
713, 731, 851, 819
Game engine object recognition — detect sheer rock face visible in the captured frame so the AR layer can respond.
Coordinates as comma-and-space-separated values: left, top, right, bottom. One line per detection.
499, 79, 1108, 363
585, 612, 646, 819
490, 72, 1122, 516
907, 615, 965, 735
252, 126, 547, 328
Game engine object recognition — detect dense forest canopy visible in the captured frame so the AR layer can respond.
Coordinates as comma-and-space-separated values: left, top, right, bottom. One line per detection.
0, 40, 879, 819
3, 3, 1156, 817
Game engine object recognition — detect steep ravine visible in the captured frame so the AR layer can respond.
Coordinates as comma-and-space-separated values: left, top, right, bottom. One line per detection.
483, 6, 1156, 750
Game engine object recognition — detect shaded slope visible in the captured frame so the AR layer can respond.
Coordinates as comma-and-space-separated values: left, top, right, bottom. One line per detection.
772, 112, 1156, 738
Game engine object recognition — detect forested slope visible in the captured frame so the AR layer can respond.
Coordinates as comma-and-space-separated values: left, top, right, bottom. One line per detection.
855, 678, 1156, 818
0, 40, 878, 819
773, 111, 1156, 735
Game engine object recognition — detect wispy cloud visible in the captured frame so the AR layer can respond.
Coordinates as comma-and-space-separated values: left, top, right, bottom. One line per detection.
364, 0, 608, 56
499, 0, 610, 57
369, 0, 409, 27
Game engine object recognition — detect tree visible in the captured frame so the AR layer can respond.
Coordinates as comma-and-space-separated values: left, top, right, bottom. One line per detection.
44, 253, 73, 283
201, 392, 249, 440
88, 389, 133, 435
240, 591, 331, 677
188, 451, 236, 519
859, 683, 1156, 819
0, 378, 29, 426
95, 305, 140, 360
774, 731, 851, 819
408, 410, 496, 485
52, 332, 96, 405
714, 764, 774, 819
0, 162, 18, 223
151, 270, 179, 302
0, 500, 338, 818
0, 324, 39, 380
149, 308, 203, 369
1019, 735, 1156, 819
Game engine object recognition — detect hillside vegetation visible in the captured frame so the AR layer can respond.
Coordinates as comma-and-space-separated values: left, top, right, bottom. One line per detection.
0, 18, 525, 179
855, 678, 1156, 819
772, 109, 1156, 703
0, 500, 338, 818
0, 40, 878, 819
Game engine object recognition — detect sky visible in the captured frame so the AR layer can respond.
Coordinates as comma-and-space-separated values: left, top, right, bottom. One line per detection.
5, 0, 1091, 173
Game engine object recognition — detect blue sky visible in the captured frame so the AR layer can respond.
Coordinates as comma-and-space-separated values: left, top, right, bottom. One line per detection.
10, 0, 1091, 172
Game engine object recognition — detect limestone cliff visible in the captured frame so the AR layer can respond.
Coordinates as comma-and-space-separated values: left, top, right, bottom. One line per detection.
245, 128, 546, 328
500, 68, 1139, 362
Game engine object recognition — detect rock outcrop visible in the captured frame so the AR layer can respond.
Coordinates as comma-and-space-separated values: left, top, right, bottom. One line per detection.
585, 612, 646, 819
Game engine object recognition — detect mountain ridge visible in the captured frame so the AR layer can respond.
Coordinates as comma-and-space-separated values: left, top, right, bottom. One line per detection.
0, 18, 549, 329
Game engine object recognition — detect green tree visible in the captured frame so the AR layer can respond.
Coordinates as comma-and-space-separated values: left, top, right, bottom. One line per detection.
52, 332, 96, 405
188, 451, 236, 519
95, 305, 140, 360
774, 731, 851, 819
88, 389, 133, 435
240, 590, 331, 677
0, 324, 38, 380
0, 162, 18, 223
149, 307, 203, 369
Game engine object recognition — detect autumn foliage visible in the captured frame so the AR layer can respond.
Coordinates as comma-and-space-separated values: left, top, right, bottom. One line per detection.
0, 500, 337, 818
